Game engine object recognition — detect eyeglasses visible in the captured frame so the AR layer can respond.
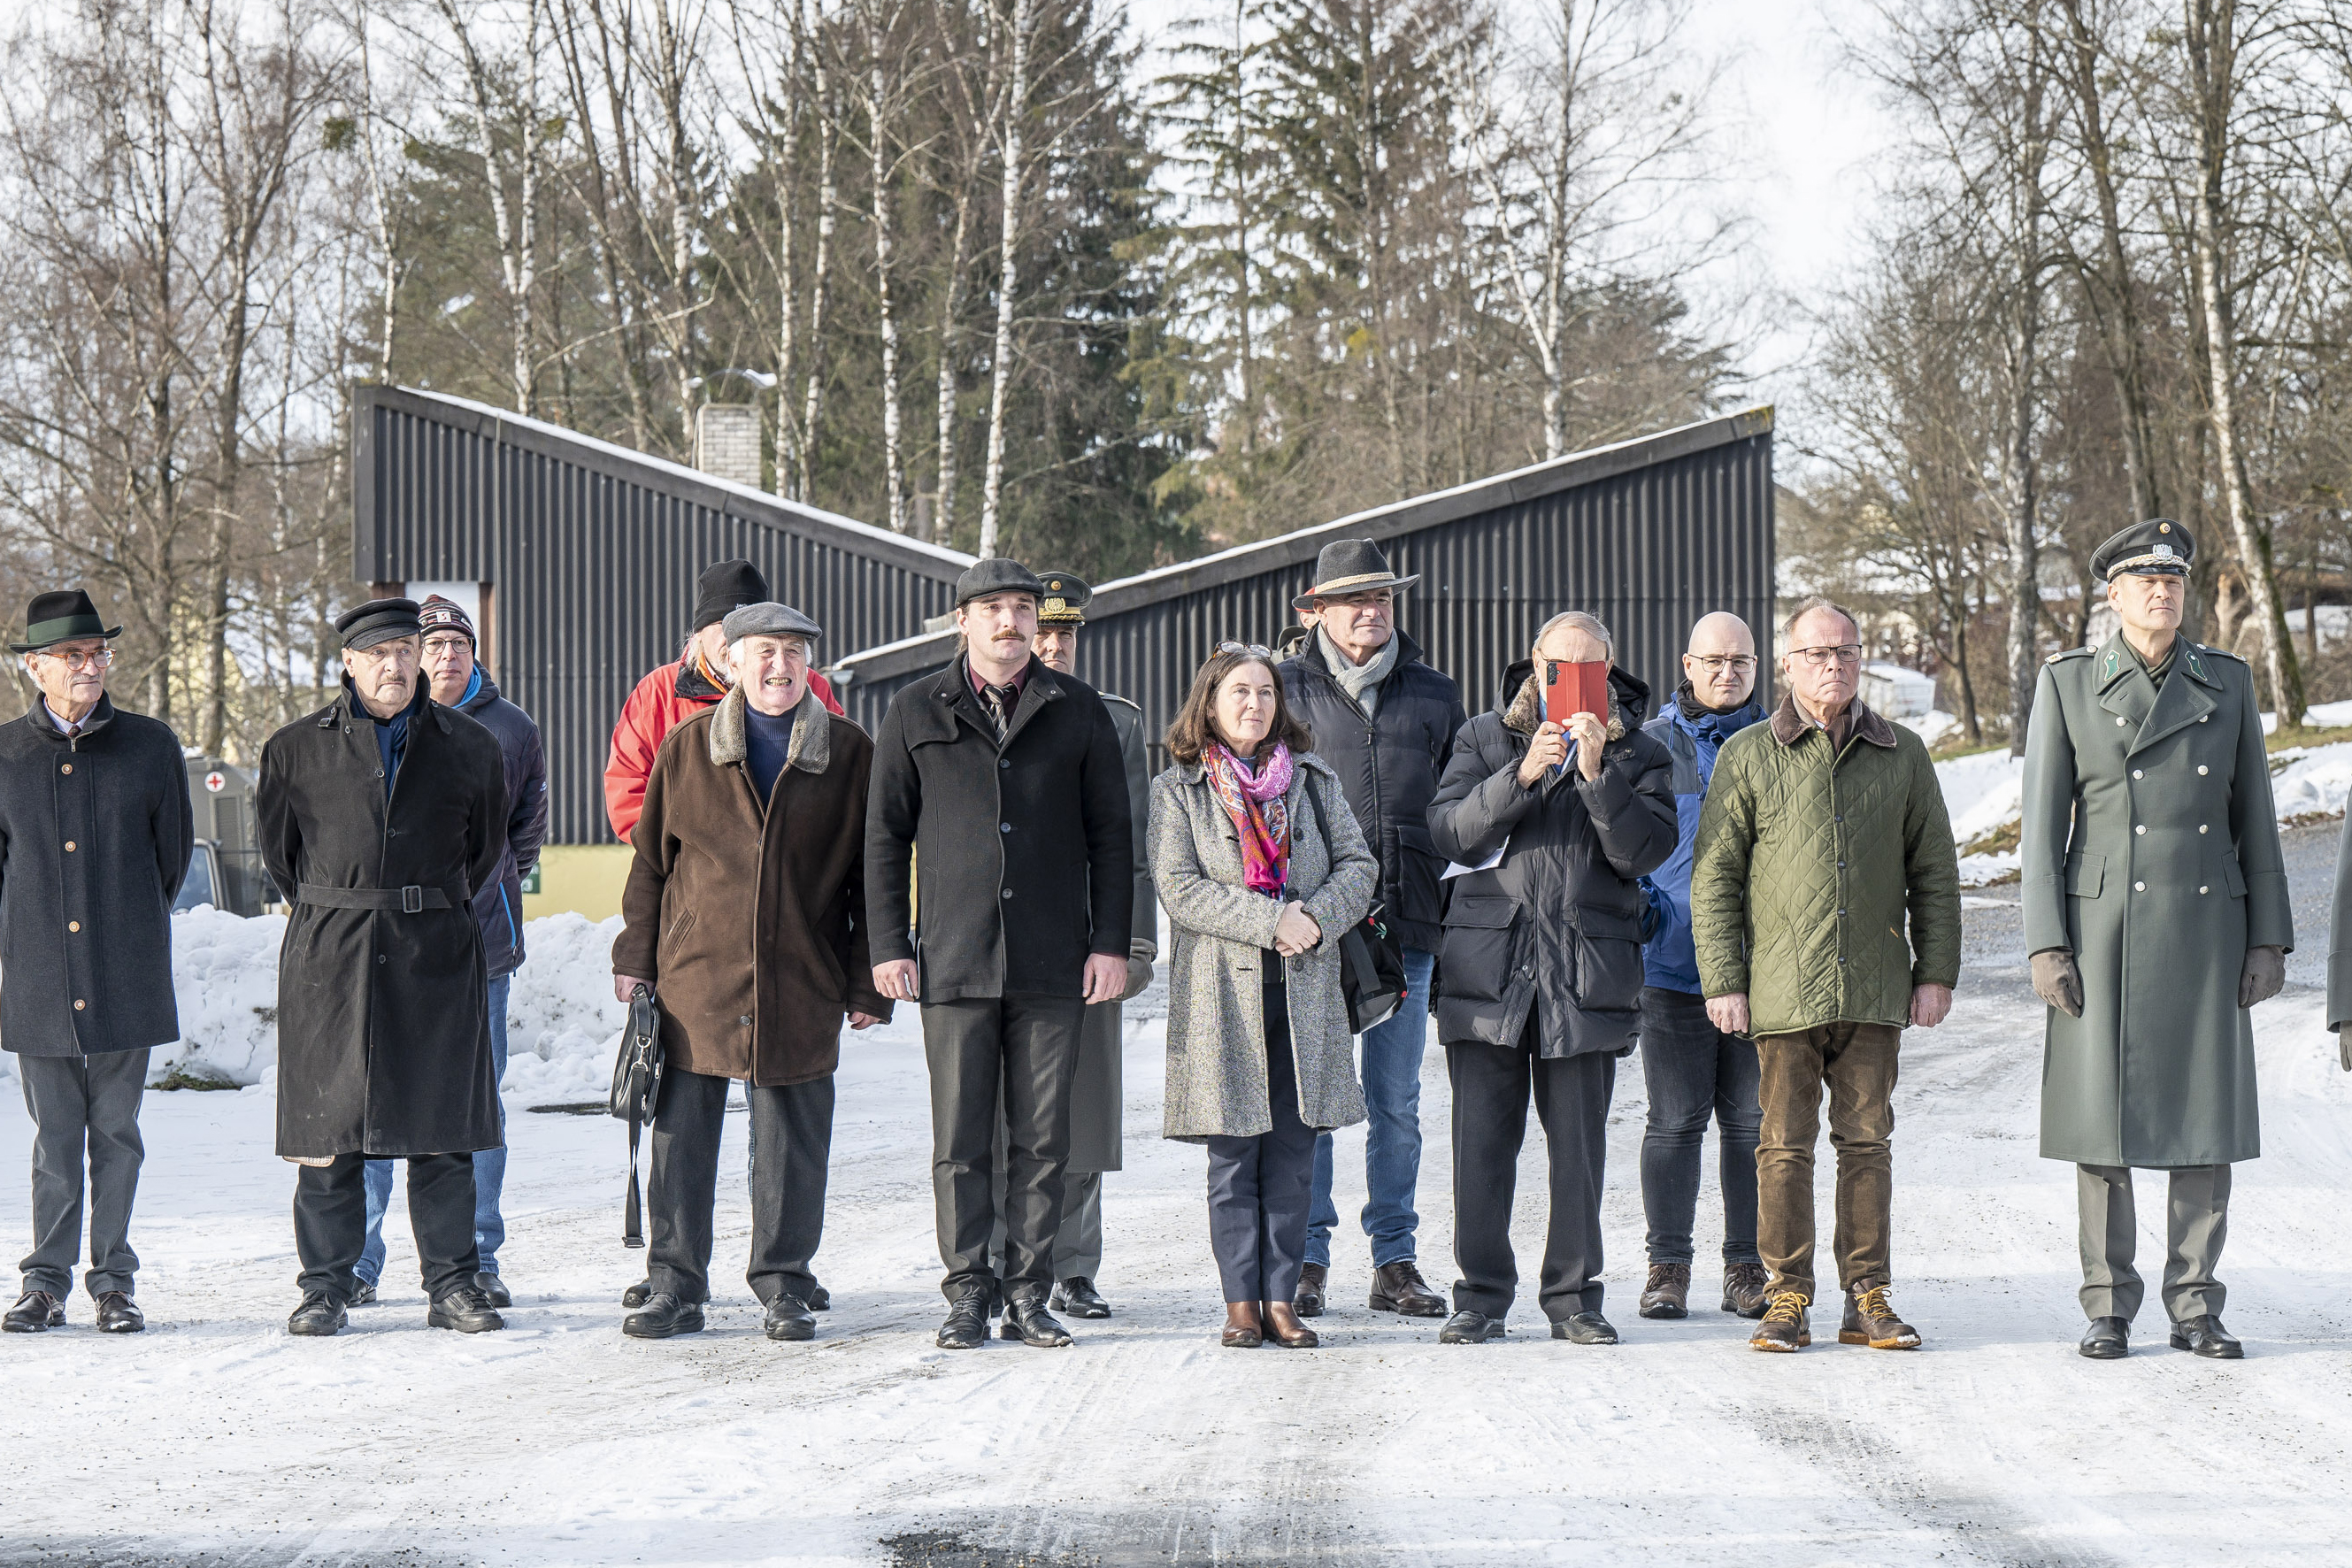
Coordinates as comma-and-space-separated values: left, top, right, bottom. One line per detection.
37, 647, 113, 671
1218, 642, 1274, 658
1788, 644, 1864, 669
1689, 654, 1756, 674
422, 635, 473, 654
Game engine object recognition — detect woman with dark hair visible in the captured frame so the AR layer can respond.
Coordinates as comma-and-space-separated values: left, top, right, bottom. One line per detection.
1149, 645, 1379, 1347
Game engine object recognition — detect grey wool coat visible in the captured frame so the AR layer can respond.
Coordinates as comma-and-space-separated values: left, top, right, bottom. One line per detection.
2020, 632, 2291, 1167
1149, 751, 1378, 1143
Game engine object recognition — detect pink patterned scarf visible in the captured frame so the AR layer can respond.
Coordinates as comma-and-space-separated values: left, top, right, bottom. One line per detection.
1202, 742, 1295, 895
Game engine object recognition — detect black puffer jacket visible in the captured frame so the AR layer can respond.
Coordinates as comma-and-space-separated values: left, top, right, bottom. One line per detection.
1279, 629, 1467, 953
455, 672, 547, 979
1426, 662, 1677, 1058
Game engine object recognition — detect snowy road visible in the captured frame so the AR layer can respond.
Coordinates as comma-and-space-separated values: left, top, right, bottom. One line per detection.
8, 902, 2352, 1567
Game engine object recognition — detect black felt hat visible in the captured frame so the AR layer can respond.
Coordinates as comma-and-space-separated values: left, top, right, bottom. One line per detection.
1034, 571, 1093, 626
1291, 539, 1419, 609
955, 557, 1046, 608
694, 560, 772, 632
11, 588, 121, 654
2091, 519, 2194, 580
335, 597, 423, 652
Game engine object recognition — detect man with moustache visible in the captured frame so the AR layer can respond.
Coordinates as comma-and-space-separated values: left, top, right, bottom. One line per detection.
865, 559, 1134, 1350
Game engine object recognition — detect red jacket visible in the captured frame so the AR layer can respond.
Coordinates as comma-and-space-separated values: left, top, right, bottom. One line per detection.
604, 658, 843, 842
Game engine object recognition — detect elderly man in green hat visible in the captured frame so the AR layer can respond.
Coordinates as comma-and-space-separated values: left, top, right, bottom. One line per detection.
2020, 518, 2290, 1362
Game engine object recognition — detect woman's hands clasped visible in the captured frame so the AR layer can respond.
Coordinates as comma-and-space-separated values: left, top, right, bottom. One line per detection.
1272, 901, 1323, 957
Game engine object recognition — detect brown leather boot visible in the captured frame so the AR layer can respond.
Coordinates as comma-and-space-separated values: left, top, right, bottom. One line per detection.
1294, 1262, 1327, 1318
1368, 1260, 1446, 1318
1721, 1261, 1770, 1318
1749, 1292, 1810, 1352
1841, 1284, 1921, 1349
1222, 1301, 1264, 1348
1638, 1262, 1691, 1319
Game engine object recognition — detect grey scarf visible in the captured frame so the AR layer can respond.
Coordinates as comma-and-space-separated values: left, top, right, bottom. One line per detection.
1320, 626, 1399, 719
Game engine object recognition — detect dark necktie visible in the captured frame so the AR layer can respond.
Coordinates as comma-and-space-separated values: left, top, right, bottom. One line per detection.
981, 683, 1017, 742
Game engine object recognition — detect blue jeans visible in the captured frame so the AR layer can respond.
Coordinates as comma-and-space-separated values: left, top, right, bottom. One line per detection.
1637, 987, 1761, 1266
358, 974, 511, 1287
1306, 946, 1435, 1271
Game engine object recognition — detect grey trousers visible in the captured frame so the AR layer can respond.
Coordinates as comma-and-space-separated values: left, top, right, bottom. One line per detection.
18, 1048, 150, 1299
648, 1066, 834, 1308
990, 1169, 1102, 1283
921, 995, 1085, 1301
2077, 1163, 2231, 1323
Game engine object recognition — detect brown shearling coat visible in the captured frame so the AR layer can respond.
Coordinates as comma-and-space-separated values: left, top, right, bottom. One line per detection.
613, 685, 892, 1084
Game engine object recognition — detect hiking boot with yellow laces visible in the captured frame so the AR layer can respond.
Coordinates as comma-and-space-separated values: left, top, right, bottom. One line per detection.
1749, 1291, 1810, 1352
1841, 1284, 1921, 1349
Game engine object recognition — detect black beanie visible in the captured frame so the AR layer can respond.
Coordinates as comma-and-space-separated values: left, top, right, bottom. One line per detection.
692, 559, 770, 632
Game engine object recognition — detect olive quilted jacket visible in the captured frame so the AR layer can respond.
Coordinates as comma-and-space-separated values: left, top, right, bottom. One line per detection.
1689, 695, 1961, 1035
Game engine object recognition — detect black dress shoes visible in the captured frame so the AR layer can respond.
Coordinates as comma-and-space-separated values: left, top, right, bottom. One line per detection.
4, 1290, 63, 1333
1051, 1277, 1111, 1318
427, 1286, 506, 1334
2170, 1314, 2243, 1359
1368, 1260, 1447, 1318
349, 1280, 378, 1306
1001, 1293, 1075, 1347
2079, 1317, 2130, 1359
1294, 1262, 1326, 1318
937, 1293, 991, 1349
288, 1292, 346, 1336
94, 1292, 144, 1334
623, 1291, 704, 1339
808, 1280, 831, 1311
1439, 1310, 1505, 1344
764, 1294, 817, 1341
1552, 1311, 1620, 1345
622, 1278, 653, 1309
474, 1272, 512, 1309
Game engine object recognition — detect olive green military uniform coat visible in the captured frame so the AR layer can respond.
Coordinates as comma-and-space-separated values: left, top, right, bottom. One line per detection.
2020, 633, 2291, 1167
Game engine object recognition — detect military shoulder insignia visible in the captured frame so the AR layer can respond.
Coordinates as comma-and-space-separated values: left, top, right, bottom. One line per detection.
2198, 642, 2247, 664
1102, 692, 1141, 713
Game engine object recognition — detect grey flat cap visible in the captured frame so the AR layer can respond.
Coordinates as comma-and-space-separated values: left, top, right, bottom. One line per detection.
955, 557, 1045, 607
721, 600, 824, 644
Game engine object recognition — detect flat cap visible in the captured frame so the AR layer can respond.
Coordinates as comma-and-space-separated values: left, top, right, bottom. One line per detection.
2092, 519, 2194, 580
336, 597, 423, 651
720, 600, 823, 645
955, 557, 1045, 607
1035, 570, 1093, 626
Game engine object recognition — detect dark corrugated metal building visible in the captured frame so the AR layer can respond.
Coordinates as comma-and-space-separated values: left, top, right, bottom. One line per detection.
355, 385, 975, 842
832, 408, 1776, 764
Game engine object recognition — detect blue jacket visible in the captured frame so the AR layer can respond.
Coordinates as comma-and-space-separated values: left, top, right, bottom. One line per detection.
457, 669, 549, 979
1639, 689, 1765, 994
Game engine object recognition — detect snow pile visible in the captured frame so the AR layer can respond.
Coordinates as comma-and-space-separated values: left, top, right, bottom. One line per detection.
1901, 708, 1962, 748
1957, 849, 2019, 888
1934, 748, 2027, 849
153, 906, 288, 1087
2259, 698, 2352, 734
502, 912, 629, 1107
2267, 741, 2352, 821
138, 908, 628, 1103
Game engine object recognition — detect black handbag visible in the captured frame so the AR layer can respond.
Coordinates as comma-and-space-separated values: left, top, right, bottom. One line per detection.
1300, 771, 1408, 1034
608, 984, 665, 1248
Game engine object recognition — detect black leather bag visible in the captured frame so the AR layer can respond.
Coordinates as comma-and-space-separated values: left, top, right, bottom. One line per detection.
608, 984, 665, 1248
1301, 772, 1408, 1034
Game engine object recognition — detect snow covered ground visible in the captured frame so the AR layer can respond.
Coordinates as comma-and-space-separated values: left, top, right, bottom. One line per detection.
8, 903, 2352, 1566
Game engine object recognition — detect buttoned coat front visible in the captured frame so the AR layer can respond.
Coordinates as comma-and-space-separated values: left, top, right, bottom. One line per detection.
1149, 752, 1377, 1143
2019, 633, 2291, 1167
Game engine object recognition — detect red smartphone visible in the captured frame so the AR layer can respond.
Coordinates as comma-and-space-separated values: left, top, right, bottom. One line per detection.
1544, 660, 1610, 728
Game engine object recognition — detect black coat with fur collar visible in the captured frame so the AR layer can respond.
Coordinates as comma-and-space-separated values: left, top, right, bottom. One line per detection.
1426, 662, 1677, 1057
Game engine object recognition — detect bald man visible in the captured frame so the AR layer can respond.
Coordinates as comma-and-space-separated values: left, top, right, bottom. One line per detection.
1633, 612, 1771, 1322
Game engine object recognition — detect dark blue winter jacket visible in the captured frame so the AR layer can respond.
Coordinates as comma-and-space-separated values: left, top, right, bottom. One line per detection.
457, 669, 549, 979
1639, 686, 1766, 994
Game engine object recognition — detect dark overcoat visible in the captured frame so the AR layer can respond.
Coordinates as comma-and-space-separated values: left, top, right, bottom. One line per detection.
0, 696, 192, 1057
1279, 629, 1467, 952
457, 673, 548, 978
611, 685, 893, 1086
2020, 633, 2290, 1166
1426, 664, 1678, 1058
865, 655, 1133, 1003
1065, 692, 1155, 1172
258, 681, 509, 1158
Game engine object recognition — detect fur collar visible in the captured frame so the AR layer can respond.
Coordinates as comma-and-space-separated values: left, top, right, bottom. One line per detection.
1502, 674, 1626, 742
1768, 692, 1896, 749
708, 684, 833, 774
